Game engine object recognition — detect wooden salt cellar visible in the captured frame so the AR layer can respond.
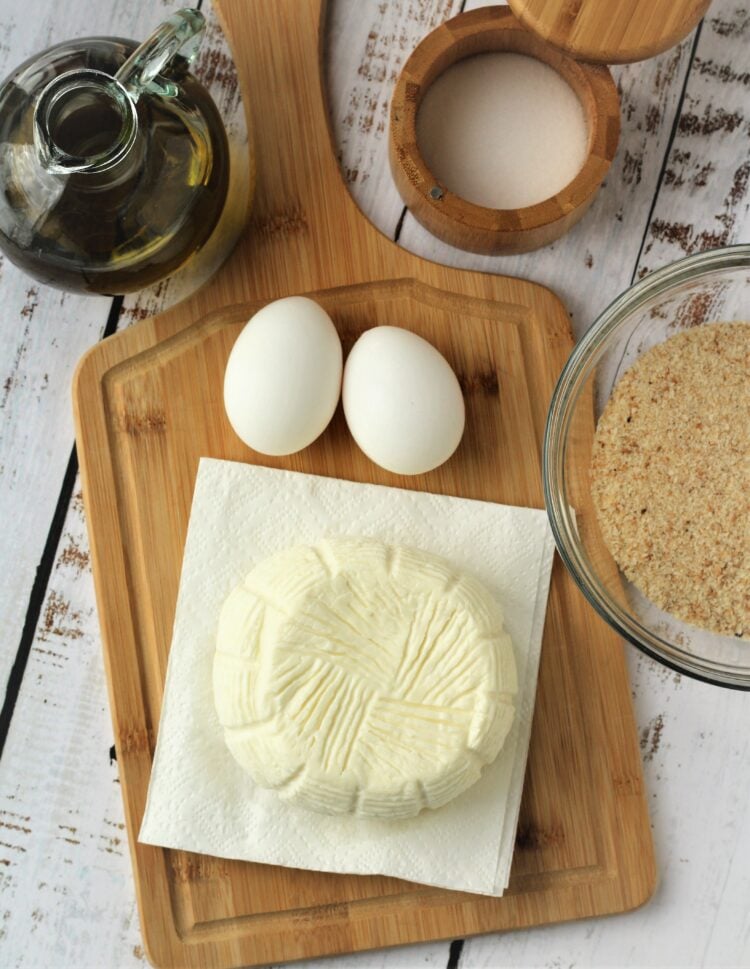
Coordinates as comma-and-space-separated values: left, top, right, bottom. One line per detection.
390, 1, 708, 254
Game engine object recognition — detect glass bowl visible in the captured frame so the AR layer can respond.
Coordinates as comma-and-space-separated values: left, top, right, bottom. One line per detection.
543, 245, 750, 689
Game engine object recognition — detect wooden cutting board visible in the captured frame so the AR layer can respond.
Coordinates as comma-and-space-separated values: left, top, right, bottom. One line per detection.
73, 1, 655, 966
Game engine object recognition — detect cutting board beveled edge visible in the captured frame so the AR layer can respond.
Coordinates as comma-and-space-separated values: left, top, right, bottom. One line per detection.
72, 2, 655, 967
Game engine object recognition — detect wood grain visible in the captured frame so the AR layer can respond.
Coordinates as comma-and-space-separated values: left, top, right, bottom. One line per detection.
507, 0, 712, 64
389, 6, 620, 254
73, 0, 653, 966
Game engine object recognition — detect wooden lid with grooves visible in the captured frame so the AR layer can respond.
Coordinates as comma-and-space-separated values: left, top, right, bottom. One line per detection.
508, 0, 711, 64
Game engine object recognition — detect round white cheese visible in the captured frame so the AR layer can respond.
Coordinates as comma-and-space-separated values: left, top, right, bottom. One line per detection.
213, 538, 517, 819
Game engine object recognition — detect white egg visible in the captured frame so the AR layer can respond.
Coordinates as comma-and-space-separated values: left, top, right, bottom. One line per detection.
224, 296, 342, 456
342, 326, 465, 475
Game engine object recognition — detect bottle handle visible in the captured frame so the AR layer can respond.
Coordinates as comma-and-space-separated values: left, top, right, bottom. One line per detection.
115, 8, 205, 100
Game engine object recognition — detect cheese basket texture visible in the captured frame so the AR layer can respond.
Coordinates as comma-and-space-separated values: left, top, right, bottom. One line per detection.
72, 1, 655, 967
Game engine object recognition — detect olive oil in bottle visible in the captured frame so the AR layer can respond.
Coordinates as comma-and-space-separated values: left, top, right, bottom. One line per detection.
0, 11, 246, 296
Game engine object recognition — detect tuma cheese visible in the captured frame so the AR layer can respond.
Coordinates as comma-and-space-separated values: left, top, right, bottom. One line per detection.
213, 538, 517, 819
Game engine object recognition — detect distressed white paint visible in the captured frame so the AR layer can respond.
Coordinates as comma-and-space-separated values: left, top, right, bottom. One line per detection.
323, 0, 463, 238
636, 5, 750, 273
0, 0, 749, 967
0, 480, 145, 967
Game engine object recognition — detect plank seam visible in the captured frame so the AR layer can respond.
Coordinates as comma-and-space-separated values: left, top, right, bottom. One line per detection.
446, 937, 465, 969
0, 296, 123, 760
0, 448, 79, 758
394, 205, 408, 242
628, 19, 704, 286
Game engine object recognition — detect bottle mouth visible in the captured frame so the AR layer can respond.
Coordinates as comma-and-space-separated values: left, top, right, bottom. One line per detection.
34, 69, 138, 174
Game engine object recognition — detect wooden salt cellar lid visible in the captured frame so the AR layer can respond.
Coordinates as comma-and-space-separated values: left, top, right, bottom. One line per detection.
508, 0, 711, 64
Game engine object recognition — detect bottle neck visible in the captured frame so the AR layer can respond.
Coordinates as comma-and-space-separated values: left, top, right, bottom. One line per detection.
34, 70, 139, 176
32, 9, 205, 180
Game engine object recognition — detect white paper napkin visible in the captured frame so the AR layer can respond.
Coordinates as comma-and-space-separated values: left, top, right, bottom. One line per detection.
139, 458, 555, 895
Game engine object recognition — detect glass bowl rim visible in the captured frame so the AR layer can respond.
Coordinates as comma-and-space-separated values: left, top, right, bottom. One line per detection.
543, 243, 750, 690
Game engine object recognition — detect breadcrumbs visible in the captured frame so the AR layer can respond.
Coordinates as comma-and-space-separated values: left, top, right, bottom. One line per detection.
590, 322, 750, 638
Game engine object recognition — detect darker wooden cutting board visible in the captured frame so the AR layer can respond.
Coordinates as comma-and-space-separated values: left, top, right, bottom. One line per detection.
72, 2, 655, 966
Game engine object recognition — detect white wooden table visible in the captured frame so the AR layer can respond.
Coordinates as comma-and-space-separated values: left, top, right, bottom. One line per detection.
0, 1, 748, 966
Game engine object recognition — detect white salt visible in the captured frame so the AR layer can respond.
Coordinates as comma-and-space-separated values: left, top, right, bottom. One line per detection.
416, 53, 588, 210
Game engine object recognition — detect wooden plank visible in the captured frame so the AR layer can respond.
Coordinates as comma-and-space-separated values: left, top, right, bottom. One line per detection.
324, 0, 464, 241
0, 272, 111, 700
72, 0, 653, 965
633, 5, 750, 275
0, 479, 146, 967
